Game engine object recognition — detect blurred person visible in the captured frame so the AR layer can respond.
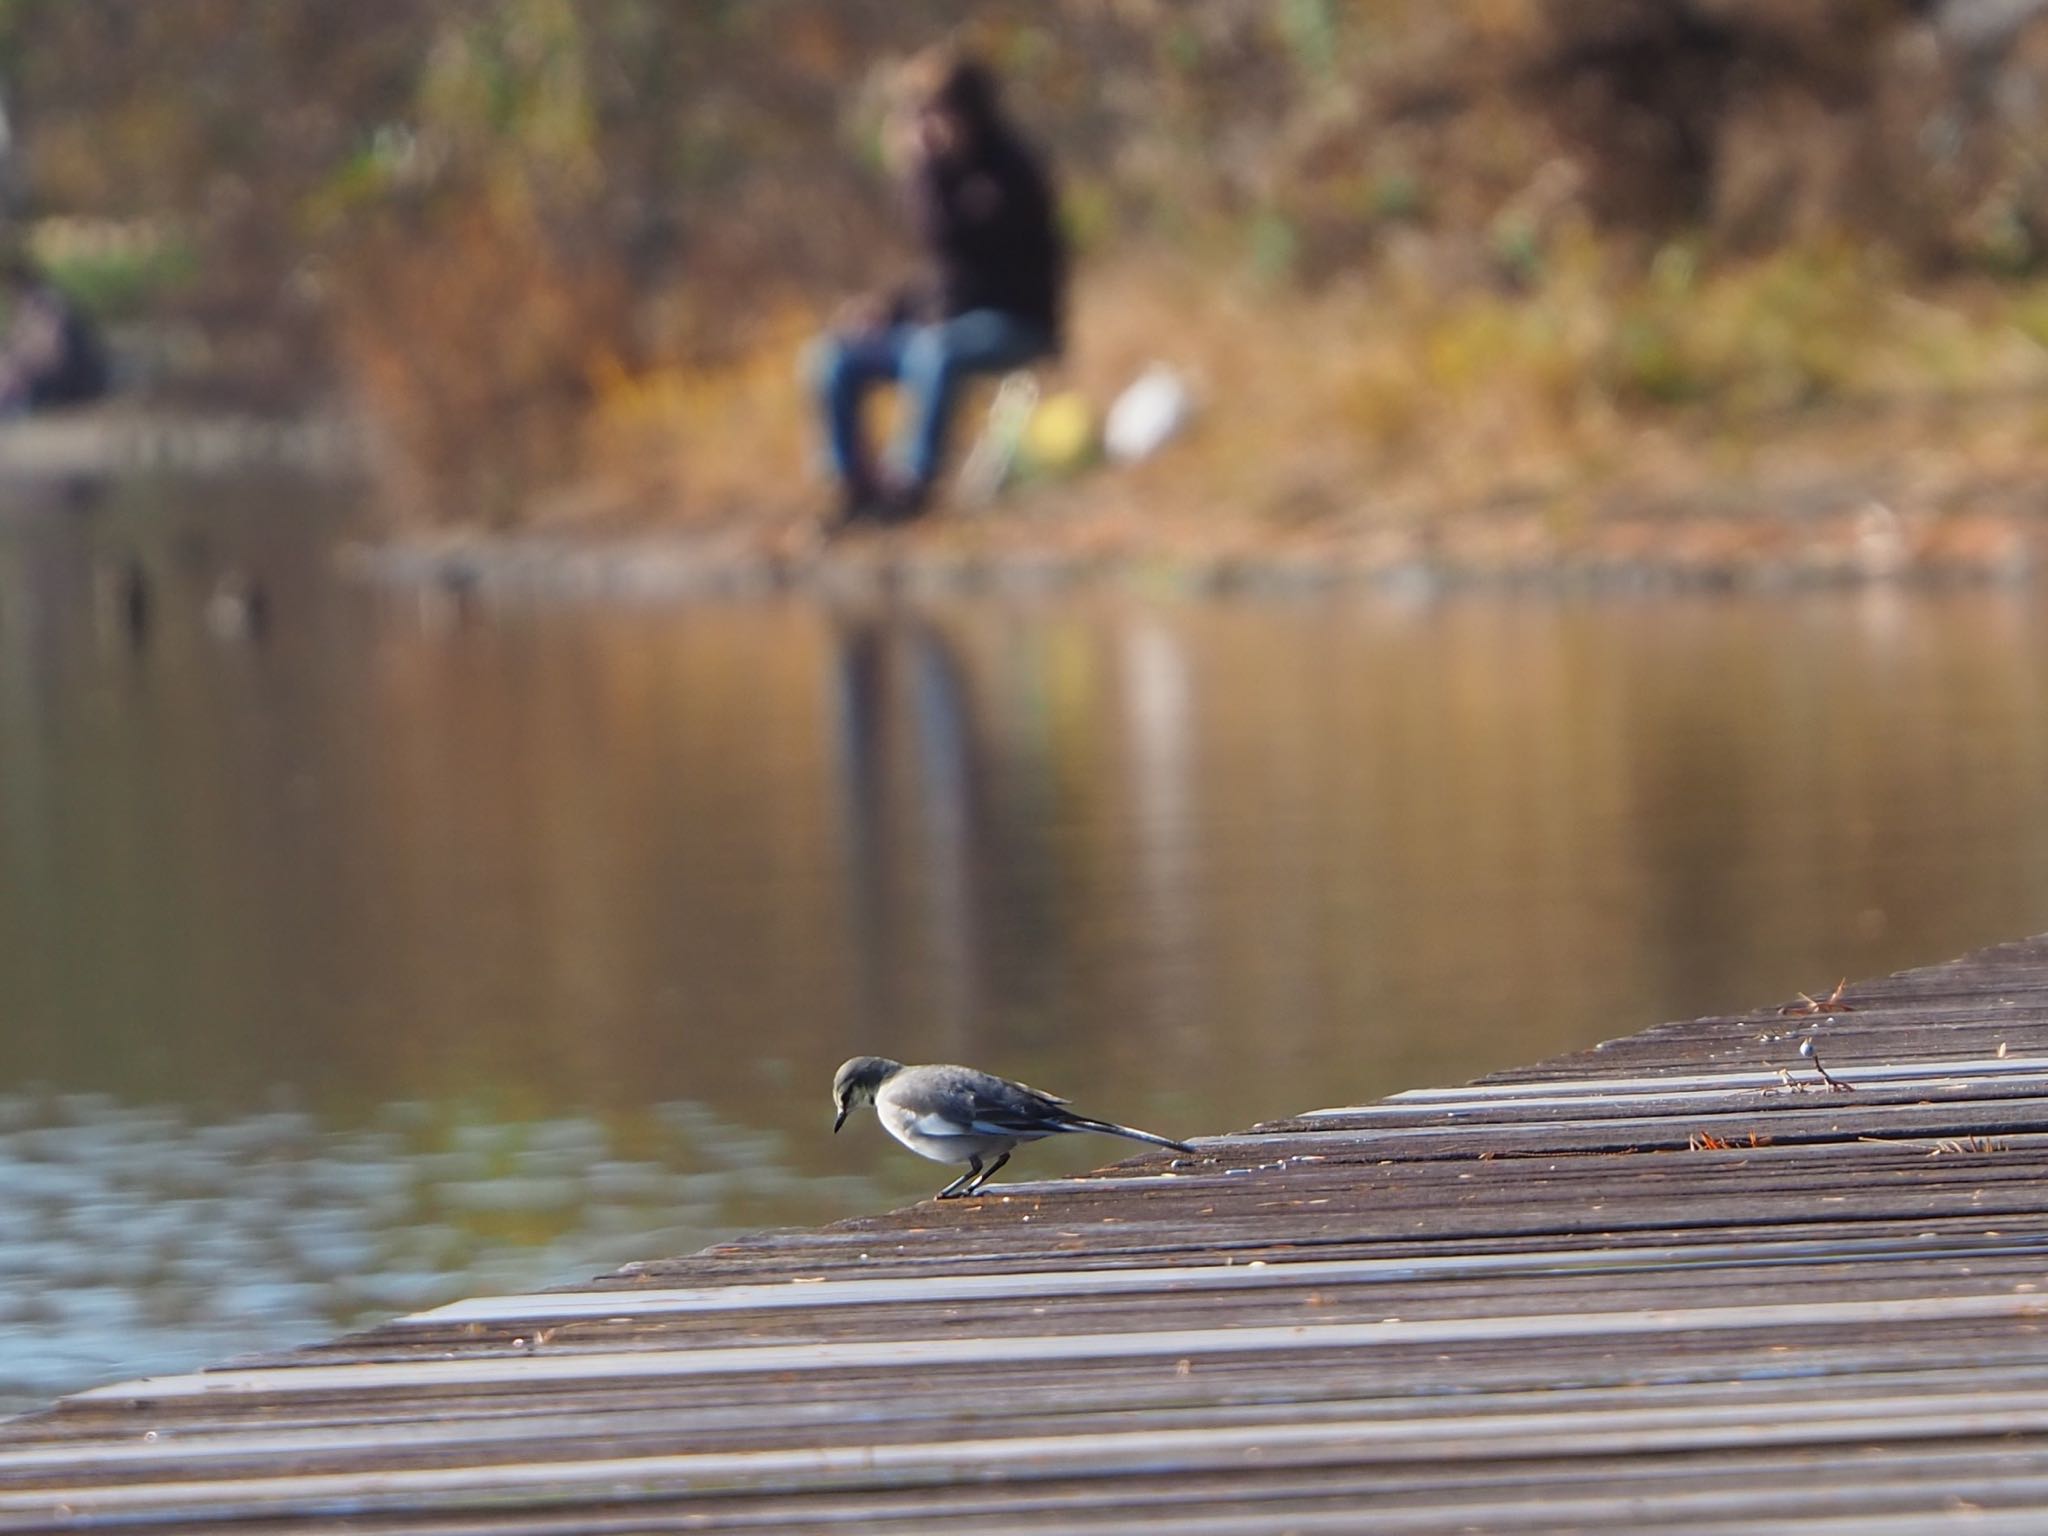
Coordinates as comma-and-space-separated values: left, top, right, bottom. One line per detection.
0, 252, 107, 416
805, 48, 1066, 528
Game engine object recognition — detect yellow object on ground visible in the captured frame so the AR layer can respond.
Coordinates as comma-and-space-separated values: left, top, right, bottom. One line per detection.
1019, 390, 1098, 477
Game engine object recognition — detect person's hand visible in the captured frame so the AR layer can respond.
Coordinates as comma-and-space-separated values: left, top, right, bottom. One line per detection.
833, 294, 889, 336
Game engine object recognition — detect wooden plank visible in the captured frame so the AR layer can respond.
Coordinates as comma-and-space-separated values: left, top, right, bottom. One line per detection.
17, 1395, 2048, 1525
19, 1371, 2048, 1479
1308, 1054, 2048, 1113
69, 1290, 2048, 1403
401, 1229, 2048, 1327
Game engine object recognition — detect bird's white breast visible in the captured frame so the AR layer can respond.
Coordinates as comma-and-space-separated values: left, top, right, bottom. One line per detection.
876, 1094, 1012, 1165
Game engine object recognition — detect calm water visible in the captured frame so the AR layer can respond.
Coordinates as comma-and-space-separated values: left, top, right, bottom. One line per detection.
4, 476, 2048, 1411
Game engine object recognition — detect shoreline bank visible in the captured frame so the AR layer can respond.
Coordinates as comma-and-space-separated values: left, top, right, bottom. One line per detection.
343, 500, 2046, 605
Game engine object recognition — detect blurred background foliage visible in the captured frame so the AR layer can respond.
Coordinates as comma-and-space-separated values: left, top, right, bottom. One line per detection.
8, 0, 2048, 525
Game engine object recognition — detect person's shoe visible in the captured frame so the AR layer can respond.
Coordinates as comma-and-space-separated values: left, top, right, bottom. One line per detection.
822, 480, 886, 536
877, 477, 935, 525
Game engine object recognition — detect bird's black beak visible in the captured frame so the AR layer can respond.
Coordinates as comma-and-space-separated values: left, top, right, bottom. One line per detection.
833, 1106, 847, 1133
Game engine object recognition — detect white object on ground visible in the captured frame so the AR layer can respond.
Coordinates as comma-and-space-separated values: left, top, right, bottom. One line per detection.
1104, 363, 1194, 464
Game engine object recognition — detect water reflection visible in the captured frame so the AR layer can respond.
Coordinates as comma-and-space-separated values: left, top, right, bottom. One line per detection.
5, 483, 2048, 1409
0, 1088, 881, 1413
829, 609, 993, 1053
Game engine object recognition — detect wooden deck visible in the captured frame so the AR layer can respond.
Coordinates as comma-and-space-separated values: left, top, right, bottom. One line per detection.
12, 936, 2048, 1531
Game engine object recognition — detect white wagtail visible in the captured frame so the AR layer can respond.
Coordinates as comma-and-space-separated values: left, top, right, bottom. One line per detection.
832, 1056, 1196, 1199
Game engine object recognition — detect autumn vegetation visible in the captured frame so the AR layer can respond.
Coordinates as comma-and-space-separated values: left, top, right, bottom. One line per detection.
11, 0, 2048, 556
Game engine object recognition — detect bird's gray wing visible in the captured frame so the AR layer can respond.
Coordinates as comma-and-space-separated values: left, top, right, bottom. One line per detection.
894, 1066, 1190, 1154
924, 1066, 1074, 1135
993, 1076, 1069, 1107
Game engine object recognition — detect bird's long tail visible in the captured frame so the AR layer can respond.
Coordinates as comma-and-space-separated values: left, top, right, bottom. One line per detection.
1064, 1115, 1195, 1155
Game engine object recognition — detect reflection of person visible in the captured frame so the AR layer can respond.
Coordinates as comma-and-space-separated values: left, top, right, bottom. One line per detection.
826, 607, 989, 1050
0, 254, 107, 415
806, 48, 1065, 527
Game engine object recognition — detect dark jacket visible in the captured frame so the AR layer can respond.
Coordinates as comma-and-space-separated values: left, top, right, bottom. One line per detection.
901, 128, 1066, 350
11, 284, 108, 409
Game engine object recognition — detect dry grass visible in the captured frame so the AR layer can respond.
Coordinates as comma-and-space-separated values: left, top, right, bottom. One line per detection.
331, 201, 632, 528
571, 306, 819, 529
549, 234, 2048, 542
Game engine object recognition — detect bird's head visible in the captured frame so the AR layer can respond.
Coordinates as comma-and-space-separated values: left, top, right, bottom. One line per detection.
832, 1056, 903, 1132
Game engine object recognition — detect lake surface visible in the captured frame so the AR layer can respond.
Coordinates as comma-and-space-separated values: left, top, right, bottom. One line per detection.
4, 475, 2048, 1412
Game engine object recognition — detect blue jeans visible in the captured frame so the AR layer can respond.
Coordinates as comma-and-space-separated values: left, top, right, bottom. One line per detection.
807, 310, 1052, 495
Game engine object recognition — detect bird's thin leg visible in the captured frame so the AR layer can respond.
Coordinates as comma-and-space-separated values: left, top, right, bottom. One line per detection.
935, 1158, 982, 1199
1810, 1049, 1853, 1093
1799, 1034, 1854, 1092
964, 1151, 1011, 1194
